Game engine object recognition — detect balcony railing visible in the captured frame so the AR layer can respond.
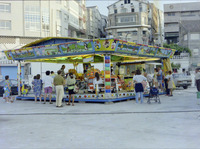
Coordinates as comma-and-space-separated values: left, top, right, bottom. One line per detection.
171, 55, 190, 59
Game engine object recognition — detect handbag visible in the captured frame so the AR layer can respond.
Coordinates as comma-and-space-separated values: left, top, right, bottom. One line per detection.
73, 85, 79, 93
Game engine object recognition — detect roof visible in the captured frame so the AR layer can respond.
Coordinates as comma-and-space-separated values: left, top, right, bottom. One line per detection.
3, 38, 176, 63
22, 37, 83, 48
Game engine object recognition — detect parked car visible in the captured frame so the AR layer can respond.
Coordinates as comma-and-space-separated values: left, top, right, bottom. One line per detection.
172, 73, 192, 89
0, 79, 31, 97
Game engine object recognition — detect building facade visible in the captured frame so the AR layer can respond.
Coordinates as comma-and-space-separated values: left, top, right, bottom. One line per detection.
0, 0, 87, 79
86, 6, 107, 39
164, 2, 200, 70
164, 2, 200, 44
106, 0, 162, 45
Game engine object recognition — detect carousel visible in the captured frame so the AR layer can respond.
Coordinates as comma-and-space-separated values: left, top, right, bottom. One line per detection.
3, 37, 175, 103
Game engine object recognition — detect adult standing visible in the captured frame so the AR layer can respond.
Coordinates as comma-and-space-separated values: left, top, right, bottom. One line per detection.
167, 71, 173, 96
3, 75, 11, 103
153, 68, 158, 88
157, 67, 163, 91
144, 72, 153, 87
164, 71, 170, 96
195, 68, 200, 92
66, 73, 76, 106
60, 65, 66, 78
133, 70, 147, 104
54, 70, 65, 107
43, 71, 53, 104
32, 74, 42, 102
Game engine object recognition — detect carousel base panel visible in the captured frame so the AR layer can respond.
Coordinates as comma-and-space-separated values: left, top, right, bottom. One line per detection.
16, 92, 166, 103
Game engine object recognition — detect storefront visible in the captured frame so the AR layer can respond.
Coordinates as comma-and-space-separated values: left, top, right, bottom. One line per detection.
3, 37, 175, 103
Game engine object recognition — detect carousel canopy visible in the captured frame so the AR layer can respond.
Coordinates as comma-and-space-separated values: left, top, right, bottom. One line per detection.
3, 38, 176, 63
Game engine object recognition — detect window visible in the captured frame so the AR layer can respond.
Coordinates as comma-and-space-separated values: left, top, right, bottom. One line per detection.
191, 34, 200, 40
131, 8, 135, 12
132, 31, 137, 35
121, 8, 127, 13
56, 0, 62, 4
114, 9, 117, 14
143, 31, 146, 35
0, 3, 11, 13
193, 49, 199, 56
57, 25, 61, 35
64, 13, 68, 22
0, 20, 11, 30
24, 5, 41, 32
139, 3, 142, 12
118, 16, 136, 23
184, 34, 187, 41
118, 32, 122, 36
64, 0, 67, 7
56, 10, 62, 19
168, 13, 175, 16
124, 0, 130, 4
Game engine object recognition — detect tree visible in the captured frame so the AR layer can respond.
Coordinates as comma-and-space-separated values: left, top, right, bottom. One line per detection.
163, 43, 192, 56
171, 62, 181, 70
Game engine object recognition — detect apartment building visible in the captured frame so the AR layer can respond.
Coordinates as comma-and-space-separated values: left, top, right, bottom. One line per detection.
164, 2, 200, 70
164, 2, 200, 44
0, 0, 87, 79
106, 0, 162, 45
86, 6, 107, 39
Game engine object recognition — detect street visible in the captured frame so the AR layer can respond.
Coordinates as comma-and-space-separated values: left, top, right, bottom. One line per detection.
0, 87, 200, 149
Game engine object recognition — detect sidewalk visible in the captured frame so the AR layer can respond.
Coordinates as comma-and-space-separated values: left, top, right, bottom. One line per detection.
0, 87, 200, 149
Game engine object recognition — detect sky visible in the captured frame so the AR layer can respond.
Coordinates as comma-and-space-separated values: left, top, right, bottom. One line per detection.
86, 0, 200, 16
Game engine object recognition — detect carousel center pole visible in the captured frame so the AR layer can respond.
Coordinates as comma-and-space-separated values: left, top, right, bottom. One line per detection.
104, 54, 111, 99
17, 61, 21, 96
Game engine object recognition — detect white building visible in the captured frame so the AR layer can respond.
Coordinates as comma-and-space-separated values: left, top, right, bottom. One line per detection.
86, 6, 107, 39
106, 0, 162, 45
0, 0, 87, 80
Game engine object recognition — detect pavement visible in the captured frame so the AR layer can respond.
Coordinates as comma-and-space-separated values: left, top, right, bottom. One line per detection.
0, 87, 200, 149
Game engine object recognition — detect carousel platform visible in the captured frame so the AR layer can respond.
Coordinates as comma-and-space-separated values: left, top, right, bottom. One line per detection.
16, 92, 166, 103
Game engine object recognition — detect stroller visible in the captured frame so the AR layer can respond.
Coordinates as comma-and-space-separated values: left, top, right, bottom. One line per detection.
147, 87, 161, 104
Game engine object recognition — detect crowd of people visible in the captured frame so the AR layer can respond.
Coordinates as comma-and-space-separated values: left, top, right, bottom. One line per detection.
2, 64, 200, 105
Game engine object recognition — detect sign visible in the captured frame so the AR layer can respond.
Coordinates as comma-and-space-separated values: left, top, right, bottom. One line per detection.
94, 39, 116, 51
61, 41, 93, 54
11, 47, 35, 59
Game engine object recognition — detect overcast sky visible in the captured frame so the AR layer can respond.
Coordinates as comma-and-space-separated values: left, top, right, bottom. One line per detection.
86, 0, 200, 16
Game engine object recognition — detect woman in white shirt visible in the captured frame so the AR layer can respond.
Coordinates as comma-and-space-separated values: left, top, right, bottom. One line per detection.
167, 71, 173, 96
133, 69, 147, 104
93, 72, 103, 94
